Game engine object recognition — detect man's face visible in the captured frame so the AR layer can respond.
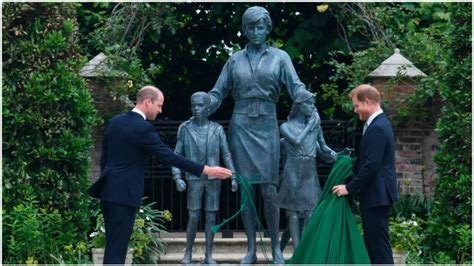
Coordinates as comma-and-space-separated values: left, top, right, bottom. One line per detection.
146, 93, 164, 120
191, 96, 210, 119
351, 96, 371, 121
244, 19, 269, 46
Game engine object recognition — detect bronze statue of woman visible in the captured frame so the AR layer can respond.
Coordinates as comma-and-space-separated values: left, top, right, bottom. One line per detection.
207, 6, 312, 264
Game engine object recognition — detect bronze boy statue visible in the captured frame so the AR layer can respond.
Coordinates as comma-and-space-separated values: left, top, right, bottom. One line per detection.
171, 92, 238, 264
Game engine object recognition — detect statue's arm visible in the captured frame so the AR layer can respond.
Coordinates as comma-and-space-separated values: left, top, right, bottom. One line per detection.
279, 51, 307, 100
218, 126, 238, 191
209, 60, 232, 114
218, 127, 236, 176
171, 124, 189, 191
280, 121, 314, 146
315, 124, 337, 162
171, 124, 186, 180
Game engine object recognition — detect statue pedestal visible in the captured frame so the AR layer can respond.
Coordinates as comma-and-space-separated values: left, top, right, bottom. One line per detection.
91, 248, 133, 265
392, 249, 407, 265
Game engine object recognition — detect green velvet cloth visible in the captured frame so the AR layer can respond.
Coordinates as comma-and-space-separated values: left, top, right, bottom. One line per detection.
288, 155, 371, 264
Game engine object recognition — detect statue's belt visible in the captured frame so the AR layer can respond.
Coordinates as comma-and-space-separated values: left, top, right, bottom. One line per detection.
234, 99, 276, 117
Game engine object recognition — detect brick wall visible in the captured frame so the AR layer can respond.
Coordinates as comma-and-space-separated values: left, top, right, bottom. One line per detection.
86, 78, 127, 182
372, 79, 438, 197
394, 124, 438, 196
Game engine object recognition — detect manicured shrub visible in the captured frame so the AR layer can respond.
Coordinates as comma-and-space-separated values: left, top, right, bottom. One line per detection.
3, 3, 98, 263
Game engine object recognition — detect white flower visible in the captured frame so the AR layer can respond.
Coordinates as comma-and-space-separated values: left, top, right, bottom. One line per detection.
100, 226, 105, 233
146, 216, 150, 221
90, 231, 99, 238
139, 209, 144, 213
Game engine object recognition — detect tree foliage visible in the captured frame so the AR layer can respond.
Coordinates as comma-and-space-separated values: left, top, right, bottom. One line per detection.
87, 2, 357, 120
2, 3, 98, 263
424, 3, 471, 263
320, 3, 471, 263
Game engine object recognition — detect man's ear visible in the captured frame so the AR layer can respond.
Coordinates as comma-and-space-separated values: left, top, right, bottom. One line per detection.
363, 98, 372, 106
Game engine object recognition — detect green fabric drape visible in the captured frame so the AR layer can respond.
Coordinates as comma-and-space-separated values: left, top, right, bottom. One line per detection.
288, 155, 370, 264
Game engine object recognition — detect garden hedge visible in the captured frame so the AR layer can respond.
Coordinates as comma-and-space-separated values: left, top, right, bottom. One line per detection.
3, 3, 98, 263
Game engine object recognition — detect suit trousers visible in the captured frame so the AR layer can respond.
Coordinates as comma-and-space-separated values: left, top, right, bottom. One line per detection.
361, 205, 393, 264
101, 201, 137, 264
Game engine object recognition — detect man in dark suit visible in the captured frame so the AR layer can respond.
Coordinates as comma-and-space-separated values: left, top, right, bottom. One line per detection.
87, 85, 232, 264
332, 84, 398, 264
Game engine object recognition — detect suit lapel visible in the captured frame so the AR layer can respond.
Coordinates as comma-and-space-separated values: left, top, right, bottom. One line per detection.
355, 113, 386, 171
184, 124, 200, 147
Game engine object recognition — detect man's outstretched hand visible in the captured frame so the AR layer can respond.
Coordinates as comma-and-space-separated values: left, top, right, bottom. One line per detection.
203, 166, 232, 179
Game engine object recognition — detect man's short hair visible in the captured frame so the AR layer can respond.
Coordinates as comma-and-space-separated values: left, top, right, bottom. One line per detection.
137, 86, 161, 103
349, 84, 381, 103
191, 91, 211, 106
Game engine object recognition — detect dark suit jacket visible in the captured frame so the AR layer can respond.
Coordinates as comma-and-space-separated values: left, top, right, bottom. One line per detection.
346, 113, 398, 210
88, 111, 204, 208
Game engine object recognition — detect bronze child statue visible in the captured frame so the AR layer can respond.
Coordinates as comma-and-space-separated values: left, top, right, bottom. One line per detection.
171, 92, 238, 264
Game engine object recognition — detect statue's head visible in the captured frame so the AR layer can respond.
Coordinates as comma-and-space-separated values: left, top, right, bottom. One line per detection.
242, 6, 272, 45
289, 90, 317, 119
190, 91, 211, 119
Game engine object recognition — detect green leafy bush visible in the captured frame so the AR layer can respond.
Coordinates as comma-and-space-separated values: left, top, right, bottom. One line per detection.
392, 193, 431, 220
2, 3, 98, 263
423, 3, 472, 263
89, 200, 172, 263
389, 214, 425, 263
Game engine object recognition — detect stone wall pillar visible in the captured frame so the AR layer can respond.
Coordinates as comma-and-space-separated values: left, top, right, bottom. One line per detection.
86, 79, 127, 182
371, 79, 438, 196
368, 49, 437, 197
81, 53, 128, 182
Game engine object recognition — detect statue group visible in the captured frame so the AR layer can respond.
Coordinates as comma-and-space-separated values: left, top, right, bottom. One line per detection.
171, 6, 346, 264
